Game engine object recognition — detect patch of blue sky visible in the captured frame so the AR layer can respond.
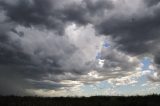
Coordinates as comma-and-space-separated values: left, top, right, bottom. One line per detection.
103, 41, 110, 48
139, 57, 153, 79
92, 41, 160, 95
116, 84, 144, 95
117, 57, 157, 95
81, 85, 93, 91
81, 84, 98, 96
139, 57, 154, 83
95, 81, 112, 89
141, 57, 152, 70
81, 81, 113, 95
136, 75, 148, 87
95, 41, 110, 60
115, 57, 154, 95
96, 52, 102, 60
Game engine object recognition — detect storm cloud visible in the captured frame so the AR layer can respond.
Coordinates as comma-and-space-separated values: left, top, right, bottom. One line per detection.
0, 0, 160, 96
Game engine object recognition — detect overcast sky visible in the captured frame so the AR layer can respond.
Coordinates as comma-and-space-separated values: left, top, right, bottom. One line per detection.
0, 0, 160, 96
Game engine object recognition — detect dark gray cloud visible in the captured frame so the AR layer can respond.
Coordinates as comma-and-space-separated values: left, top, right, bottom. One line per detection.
0, 0, 160, 96
93, 0, 160, 81
0, 0, 66, 34
0, 9, 76, 94
0, 0, 114, 33
154, 53, 160, 65
145, 0, 160, 7
96, 2, 160, 54
0, 8, 91, 95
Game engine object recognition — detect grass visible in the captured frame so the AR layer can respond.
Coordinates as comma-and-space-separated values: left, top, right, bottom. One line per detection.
0, 95, 160, 106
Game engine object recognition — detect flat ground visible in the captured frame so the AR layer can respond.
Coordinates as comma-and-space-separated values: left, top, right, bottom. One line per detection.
0, 95, 160, 106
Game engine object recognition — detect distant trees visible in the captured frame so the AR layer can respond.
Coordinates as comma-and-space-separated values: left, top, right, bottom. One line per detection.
0, 95, 160, 106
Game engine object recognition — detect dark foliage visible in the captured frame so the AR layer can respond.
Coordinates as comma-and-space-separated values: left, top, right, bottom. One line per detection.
0, 95, 160, 106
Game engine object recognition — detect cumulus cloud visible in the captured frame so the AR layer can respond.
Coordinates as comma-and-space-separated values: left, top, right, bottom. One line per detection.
92, 0, 160, 81
0, 0, 160, 96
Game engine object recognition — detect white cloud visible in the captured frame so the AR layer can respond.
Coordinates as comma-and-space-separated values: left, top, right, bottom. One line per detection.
107, 71, 141, 86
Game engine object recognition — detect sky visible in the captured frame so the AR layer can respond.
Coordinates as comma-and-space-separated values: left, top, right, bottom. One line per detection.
0, 0, 160, 97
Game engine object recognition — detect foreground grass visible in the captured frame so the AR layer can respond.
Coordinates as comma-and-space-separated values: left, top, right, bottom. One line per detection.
0, 95, 160, 106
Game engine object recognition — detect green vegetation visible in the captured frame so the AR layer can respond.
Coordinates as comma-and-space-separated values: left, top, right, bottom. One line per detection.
0, 95, 160, 106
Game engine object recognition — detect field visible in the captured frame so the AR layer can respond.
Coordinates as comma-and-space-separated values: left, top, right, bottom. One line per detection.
0, 95, 160, 106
